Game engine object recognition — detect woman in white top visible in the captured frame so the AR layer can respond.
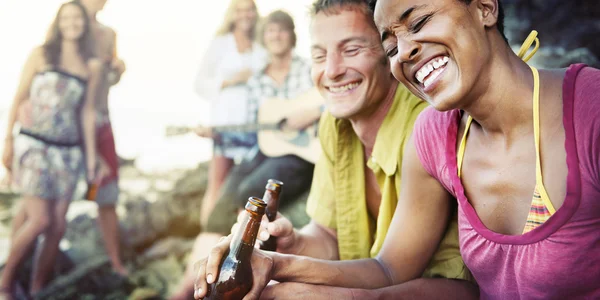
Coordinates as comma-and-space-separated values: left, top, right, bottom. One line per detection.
193, 0, 266, 225
169, 1, 265, 299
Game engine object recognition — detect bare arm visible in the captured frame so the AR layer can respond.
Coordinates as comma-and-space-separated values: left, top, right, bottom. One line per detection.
349, 278, 478, 300
282, 105, 323, 131
108, 29, 125, 85
274, 219, 340, 260
194, 136, 464, 299
268, 135, 454, 287
2, 48, 43, 169
82, 59, 102, 181
5, 49, 41, 138
234, 212, 340, 260
260, 279, 478, 300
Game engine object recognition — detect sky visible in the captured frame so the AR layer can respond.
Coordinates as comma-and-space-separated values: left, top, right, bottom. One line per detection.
0, 0, 316, 172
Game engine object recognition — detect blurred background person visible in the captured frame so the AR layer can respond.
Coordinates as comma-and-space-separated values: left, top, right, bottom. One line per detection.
192, 0, 267, 230
5, 0, 128, 279
170, 9, 319, 300
78, 0, 128, 277
0, 1, 102, 297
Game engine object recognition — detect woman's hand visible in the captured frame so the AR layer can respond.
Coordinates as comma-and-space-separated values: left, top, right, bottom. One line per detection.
223, 69, 253, 88
2, 138, 14, 171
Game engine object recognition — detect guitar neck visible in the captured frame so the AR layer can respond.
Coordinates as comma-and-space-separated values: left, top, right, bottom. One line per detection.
213, 122, 279, 133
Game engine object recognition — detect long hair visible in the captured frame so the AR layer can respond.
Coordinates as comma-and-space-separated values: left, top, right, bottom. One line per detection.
215, 0, 258, 39
43, 1, 95, 67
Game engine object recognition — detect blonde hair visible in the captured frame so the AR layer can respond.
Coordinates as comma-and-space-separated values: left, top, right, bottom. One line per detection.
215, 0, 259, 39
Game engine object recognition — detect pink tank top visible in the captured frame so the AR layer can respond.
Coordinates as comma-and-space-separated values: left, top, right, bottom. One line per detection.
413, 64, 600, 299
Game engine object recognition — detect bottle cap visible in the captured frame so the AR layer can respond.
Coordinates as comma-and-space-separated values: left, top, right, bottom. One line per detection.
245, 197, 266, 214
266, 179, 284, 192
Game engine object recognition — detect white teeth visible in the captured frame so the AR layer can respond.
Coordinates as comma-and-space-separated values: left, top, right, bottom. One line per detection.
329, 82, 359, 93
415, 56, 449, 84
424, 68, 444, 88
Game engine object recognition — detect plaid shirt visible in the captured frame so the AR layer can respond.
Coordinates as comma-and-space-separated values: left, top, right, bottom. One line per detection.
228, 54, 314, 148
246, 55, 314, 123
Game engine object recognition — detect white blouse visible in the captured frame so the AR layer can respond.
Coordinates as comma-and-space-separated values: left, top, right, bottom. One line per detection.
194, 33, 267, 127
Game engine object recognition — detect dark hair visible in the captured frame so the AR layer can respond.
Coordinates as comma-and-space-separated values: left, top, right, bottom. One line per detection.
258, 10, 297, 48
311, 0, 374, 18
367, 0, 508, 43
43, 1, 94, 67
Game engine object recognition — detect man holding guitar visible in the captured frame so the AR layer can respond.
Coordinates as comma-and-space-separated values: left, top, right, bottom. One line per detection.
170, 10, 320, 299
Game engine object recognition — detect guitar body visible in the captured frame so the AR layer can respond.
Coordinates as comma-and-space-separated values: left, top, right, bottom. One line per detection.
257, 88, 323, 164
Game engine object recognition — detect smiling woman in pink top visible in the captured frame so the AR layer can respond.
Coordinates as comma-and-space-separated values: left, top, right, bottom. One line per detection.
371, 0, 600, 298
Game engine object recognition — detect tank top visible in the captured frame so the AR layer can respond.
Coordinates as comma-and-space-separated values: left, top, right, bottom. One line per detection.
20, 69, 87, 146
412, 37, 600, 298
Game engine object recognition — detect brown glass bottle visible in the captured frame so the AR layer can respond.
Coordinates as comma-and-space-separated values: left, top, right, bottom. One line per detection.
85, 182, 98, 201
259, 179, 283, 251
205, 197, 266, 300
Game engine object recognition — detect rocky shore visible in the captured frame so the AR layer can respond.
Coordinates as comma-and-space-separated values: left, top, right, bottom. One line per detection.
0, 162, 310, 299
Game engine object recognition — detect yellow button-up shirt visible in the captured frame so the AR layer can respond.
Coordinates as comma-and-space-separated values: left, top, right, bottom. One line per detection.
306, 85, 470, 280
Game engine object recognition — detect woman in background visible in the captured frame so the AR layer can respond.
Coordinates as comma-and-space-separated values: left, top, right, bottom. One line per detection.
0, 1, 102, 297
170, 1, 266, 299
193, 0, 267, 226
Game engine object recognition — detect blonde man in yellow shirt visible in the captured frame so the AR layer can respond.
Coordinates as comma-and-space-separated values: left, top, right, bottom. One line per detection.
193, 0, 476, 299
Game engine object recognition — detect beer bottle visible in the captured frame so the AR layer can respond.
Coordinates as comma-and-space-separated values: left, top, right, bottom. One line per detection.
85, 182, 98, 201
259, 179, 283, 251
205, 197, 266, 300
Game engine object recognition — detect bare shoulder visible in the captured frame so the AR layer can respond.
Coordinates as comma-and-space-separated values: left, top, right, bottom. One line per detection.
93, 23, 117, 47
30, 46, 46, 64
539, 67, 566, 85
104, 25, 117, 40
538, 68, 567, 111
21, 45, 50, 73
96, 22, 116, 36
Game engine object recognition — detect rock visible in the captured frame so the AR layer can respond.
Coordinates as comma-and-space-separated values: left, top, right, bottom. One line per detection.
141, 237, 195, 262
128, 287, 162, 300
129, 254, 184, 298
62, 210, 105, 265
503, 0, 600, 68
32, 256, 111, 300
528, 46, 600, 69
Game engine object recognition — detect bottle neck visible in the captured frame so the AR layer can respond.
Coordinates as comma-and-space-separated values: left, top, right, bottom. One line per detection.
263, 190, 280, 222
229, 210, 262, 259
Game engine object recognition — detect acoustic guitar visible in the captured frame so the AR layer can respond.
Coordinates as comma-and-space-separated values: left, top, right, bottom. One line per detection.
166, 88, 323, 164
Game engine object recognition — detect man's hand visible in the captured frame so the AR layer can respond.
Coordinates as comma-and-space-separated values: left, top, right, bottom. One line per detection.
193, 126, 214, 138
193, 235, 275, 300
280, 106, 322, 131
110, 58, 126, 75
230, 212, 299, 254
260, 282, 354, 300
97, 156, 111, 182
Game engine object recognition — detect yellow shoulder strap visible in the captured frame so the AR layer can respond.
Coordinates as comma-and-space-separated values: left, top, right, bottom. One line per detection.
456, 31, 540, 177
530, 65, 556, 214
456, 116, 473, 177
